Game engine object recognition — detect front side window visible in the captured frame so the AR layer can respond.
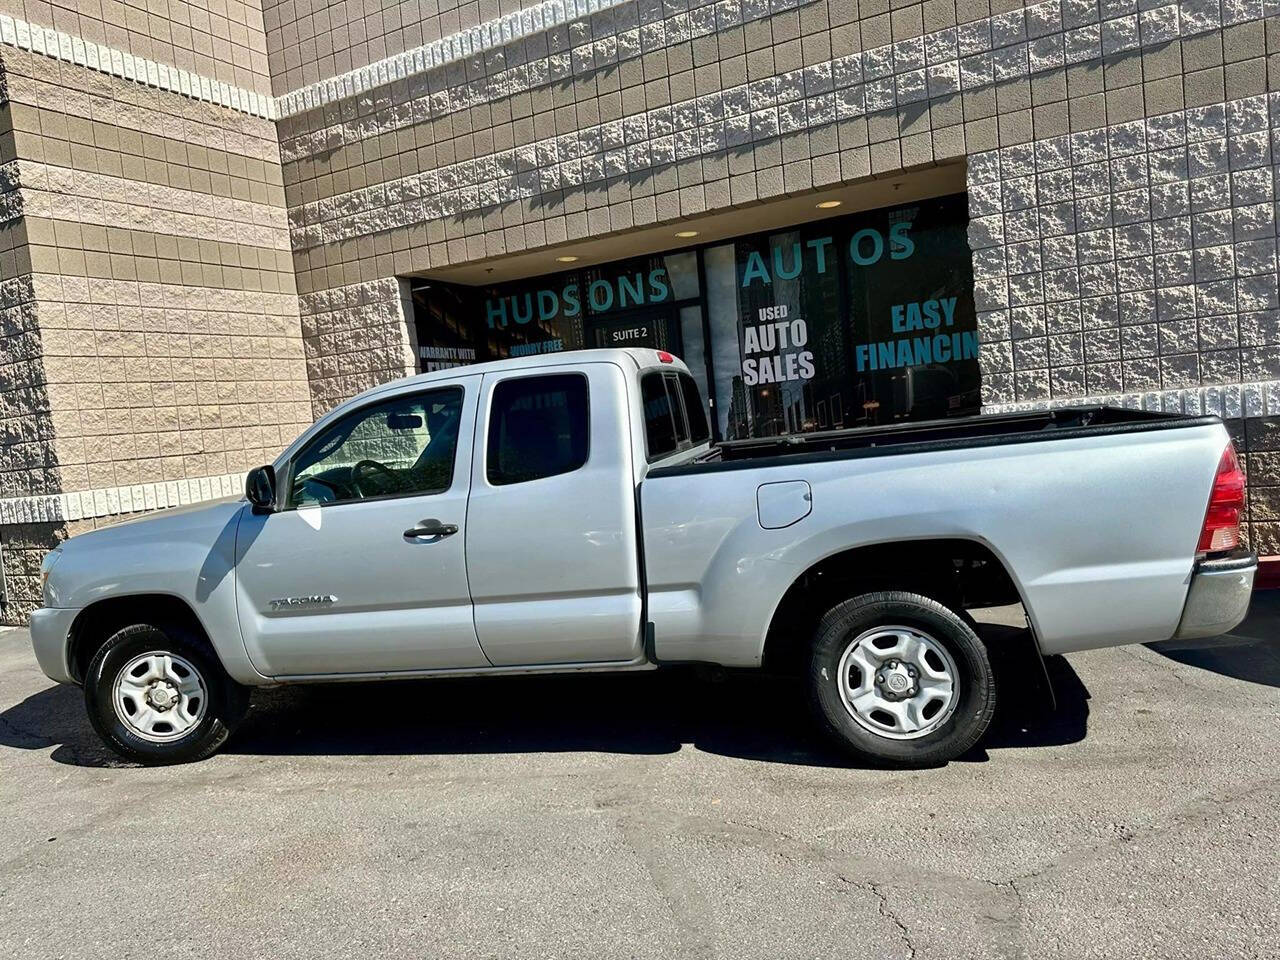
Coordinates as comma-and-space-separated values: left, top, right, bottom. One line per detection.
288, 387, 464, 507
487, 374, 589, 485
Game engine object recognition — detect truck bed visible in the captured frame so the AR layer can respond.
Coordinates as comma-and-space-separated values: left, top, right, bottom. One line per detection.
640, 404, 1233, 665
654, 406, 1219, 475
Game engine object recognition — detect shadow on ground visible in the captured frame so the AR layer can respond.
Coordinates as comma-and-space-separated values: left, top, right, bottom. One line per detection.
1147, 589, 1280, 687
0, 625, 1089, 769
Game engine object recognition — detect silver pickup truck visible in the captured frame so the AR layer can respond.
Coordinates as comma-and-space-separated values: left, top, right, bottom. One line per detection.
31, 349, 1255, 766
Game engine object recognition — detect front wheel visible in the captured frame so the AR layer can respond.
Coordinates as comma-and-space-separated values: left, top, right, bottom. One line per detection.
84, 622, 250, 765
809, 591, 996, 767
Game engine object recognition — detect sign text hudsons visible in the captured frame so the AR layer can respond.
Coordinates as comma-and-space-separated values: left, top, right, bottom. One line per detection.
486, 269, 670, 329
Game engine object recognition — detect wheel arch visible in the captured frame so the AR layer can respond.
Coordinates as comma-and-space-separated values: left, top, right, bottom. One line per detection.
67, 593, 221, 685
760, 537, 1041, 675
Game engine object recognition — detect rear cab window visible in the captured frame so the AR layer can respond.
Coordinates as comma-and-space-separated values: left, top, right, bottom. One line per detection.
679, 372, 710, 444
487, 373, 590, 485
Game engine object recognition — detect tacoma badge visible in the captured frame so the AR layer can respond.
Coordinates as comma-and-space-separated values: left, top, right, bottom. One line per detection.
268, 595, 337, 611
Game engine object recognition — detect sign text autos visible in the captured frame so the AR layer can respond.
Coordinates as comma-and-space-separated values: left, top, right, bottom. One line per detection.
737, 223, 915, 287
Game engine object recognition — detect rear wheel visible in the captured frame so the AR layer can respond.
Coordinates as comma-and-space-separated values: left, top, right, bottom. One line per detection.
84, 622, 250, 765
809, 591, 995, 766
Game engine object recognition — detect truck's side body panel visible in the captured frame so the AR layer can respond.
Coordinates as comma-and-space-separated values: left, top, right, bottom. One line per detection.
641, 422, 1230, 665
32, 348, 1245, 697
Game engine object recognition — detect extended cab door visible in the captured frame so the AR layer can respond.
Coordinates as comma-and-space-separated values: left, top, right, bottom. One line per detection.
234, 376, 488, 677
465, 362, 644, 665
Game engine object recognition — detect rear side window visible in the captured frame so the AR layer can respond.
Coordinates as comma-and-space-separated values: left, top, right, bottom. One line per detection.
487, 374, 589, 485
642, 372, 681, 458
642, 371, 710, 461
679, 373, 710, 443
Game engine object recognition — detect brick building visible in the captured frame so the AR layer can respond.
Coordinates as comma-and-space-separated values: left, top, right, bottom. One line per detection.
1, 0, 1278, 620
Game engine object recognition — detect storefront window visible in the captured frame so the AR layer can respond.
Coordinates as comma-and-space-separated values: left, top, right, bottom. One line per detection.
411, 250, 702, 367
703, 194, 978, 439
677, 303, 709, 411
411, 192, 977, 440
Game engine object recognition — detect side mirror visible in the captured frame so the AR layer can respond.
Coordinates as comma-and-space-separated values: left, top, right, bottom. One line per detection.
245, 465, 277, 513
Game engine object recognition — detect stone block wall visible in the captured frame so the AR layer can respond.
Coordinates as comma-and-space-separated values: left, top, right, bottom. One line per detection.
1237, 414, 1280, 552
273, 0, 1280, 409
0, 0, 272, 92
0, 2, 313, 623
971, 88, 1280, 413
1, 46, 313, 495
299, 276, 417, 417
1, 56, 58, 620
0, 268, 58, 496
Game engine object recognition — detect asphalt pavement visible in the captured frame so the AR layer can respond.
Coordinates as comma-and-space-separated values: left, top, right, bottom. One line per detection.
1, 600, 1277, 959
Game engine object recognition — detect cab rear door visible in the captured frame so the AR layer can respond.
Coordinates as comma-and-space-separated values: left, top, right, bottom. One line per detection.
464, 361, 644, 665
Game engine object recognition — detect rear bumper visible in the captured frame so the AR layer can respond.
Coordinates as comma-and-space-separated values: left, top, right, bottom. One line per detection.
1173, 550, 1257, 640
29, 607, 80, 684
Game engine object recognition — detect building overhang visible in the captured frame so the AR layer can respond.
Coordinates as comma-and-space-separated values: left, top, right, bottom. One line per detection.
412, 163, 965, 287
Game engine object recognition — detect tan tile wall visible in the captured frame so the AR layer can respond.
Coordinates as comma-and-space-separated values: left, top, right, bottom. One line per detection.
0, 43, 311, 624
1, 62, 64, 624
278, 5, 1280, 279
0, 0, 272, 93
300, 275, 415, 415
276, 0, 945, 297
263, 0, 500, 97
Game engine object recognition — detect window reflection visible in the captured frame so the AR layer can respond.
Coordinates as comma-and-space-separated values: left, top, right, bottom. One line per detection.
411, 193, 979, 441
703, 194, 978, 439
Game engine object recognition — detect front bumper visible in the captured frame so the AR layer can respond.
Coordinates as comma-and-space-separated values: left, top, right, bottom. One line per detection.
1173, 550, 1257, 640
29, 607, 81, 684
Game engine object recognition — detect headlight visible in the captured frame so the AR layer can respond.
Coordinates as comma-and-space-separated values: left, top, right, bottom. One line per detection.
40, 548, 62, 606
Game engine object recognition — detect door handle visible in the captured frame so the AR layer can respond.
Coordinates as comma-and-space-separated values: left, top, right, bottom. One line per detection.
404, 518, 458, 538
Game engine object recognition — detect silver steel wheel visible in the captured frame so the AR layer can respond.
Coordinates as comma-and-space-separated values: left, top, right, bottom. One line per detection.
836, 625, 959, 741
112, 651, 208, 743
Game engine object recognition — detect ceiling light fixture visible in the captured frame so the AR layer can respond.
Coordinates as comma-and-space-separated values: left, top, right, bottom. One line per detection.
555, 255, 580, 263
816, 200, 843, 209
674, 230, 699, 238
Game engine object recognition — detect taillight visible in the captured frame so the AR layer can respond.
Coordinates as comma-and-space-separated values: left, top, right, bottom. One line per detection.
1197, 444, 1245, 554
656, 350, 675, 364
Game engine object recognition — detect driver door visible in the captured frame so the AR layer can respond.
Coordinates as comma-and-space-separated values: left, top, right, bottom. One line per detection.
234, 376, 488, 677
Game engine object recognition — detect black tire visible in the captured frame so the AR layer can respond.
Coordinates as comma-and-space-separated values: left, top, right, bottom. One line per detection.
809, 591, 995, 767
84, 622, 250, 765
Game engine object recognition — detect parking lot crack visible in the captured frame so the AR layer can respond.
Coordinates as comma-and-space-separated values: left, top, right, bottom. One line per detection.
614, 814, 721, 954
838, 876, 916, 959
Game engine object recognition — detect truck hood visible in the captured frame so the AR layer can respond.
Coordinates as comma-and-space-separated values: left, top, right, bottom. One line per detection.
63, 496, 245, 546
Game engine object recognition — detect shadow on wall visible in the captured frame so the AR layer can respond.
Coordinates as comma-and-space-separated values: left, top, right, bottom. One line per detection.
0, 625, 1087, 769
1146, 589, 1280, 688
